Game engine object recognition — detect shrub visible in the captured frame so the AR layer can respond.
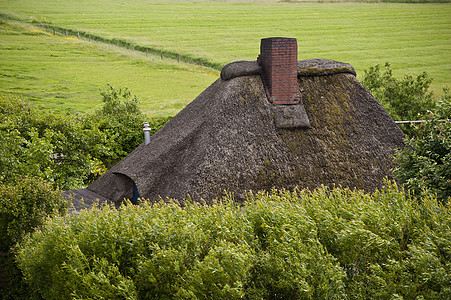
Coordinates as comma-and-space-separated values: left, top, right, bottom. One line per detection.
17, 184, 451, 299
0, 91, 171, 189
362, 62, 436, 123
86, 84, 171, 168
0, 94, 105, 189
298, 182, 451, 299
244, 196, 346, 299
0, 90, 170, 298
393, 118, 450, 204
0, 176, 68, 299
362, 63, 450, 203
436, 86, 451, 119
91, 84, 146, 166
17, 200, 255, 299
0, 176, 67, 252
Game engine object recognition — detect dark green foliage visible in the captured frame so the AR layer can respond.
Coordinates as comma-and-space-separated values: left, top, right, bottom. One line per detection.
362, 62, 436, 122
0, 176, 68, 300
362, 63, 450, 203
0, 94, 93, 189
0, 89, 171, 189
361, 62, 440, 136
17, 184, 451, 299
89, 84, 171, 168
84, 84, 147, 168
436, 86, 451, 119
0, 177, 67, 252
394, 119, 450, 203
0, 89, 170, 298
0, 252, 29, 300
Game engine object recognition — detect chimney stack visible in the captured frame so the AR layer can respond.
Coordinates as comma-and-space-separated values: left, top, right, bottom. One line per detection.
259, 37, 300, 105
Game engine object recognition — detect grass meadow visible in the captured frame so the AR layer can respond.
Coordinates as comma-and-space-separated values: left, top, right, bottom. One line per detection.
0, 20, 216, 117
0, 0, 450, 116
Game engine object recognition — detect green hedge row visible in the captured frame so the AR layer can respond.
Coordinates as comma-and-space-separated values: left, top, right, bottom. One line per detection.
17, 182, 450, 299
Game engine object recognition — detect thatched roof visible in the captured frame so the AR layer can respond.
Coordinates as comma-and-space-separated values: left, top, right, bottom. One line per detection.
83, 59, 404, 204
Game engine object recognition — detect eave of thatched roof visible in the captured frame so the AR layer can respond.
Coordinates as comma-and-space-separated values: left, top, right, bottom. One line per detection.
63, 188, 117, 212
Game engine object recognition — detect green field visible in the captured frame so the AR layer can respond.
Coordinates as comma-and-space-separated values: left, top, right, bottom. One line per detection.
0, 20, 216, 117
0, 0, 450, 116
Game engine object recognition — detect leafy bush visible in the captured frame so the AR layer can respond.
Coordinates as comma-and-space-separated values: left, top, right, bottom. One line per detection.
0, 89, 170, 298
299, 183, 450, 299
362, 63, 450, 203
362, 62, 436, 123
84, 84, 171, 169
0, 90, 171, 189
83, 84, 171, 172
0, 176, 68, 299
436, 86, 451, 119
17, 183, 451, 299
393, 118, 450, 203
0, 94, 107, 189
0, 176, 67, 252
244, 197, 346, 299
86, 84, 147, 167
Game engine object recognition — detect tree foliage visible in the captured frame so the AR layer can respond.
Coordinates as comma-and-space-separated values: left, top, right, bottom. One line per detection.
394, 119, 450, 203
362, 62, 436, 122
0, 87, 171, 190
0, 88, 171, 299
362, 63, 450, 203
0, 176, 68, 299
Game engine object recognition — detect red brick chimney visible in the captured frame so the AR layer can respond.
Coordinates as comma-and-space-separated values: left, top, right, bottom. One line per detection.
259, 37, 300, 105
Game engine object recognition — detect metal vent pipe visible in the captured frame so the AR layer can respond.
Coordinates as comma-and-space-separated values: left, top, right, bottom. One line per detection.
143, 122, 151, 145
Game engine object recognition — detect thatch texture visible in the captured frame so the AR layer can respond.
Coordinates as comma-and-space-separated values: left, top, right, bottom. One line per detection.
88, 59, 404, 204
220, 60, 261, 81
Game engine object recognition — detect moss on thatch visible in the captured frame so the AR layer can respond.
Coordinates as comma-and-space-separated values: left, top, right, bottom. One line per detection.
87, 60, 404, 204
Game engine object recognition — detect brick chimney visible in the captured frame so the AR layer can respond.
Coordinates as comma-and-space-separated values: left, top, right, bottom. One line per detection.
259, 37, 300, 105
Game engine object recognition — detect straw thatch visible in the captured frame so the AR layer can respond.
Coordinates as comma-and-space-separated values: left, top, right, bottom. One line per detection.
83, 59, 404, 205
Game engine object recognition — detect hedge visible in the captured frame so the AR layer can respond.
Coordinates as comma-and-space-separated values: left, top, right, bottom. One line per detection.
17, 182, 450, 299
0, 176, 68, 299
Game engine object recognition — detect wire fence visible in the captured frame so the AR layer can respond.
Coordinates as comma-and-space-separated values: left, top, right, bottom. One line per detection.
395, 119, 450, 124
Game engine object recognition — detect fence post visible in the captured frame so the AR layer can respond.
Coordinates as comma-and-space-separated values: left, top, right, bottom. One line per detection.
53, 27, 55, 35
77, 32, 80, 39
200, 58, 203, 67
65, 29, 68, 37
177, 54, 180, 63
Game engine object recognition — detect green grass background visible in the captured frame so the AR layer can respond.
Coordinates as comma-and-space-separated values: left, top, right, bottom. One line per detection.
0, 0, 450, 116
0, 20, 216, 117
